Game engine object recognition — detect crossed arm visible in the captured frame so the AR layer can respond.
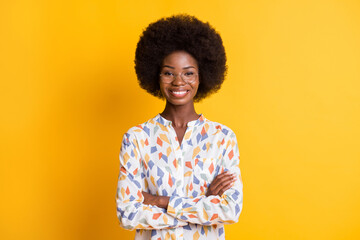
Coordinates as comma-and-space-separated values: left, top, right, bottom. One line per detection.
116, 130, 243, 230
142, 171, 237, 208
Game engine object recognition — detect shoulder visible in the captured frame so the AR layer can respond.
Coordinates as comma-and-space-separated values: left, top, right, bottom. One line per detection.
122, 115, 159, 140
204, 117, 237, 139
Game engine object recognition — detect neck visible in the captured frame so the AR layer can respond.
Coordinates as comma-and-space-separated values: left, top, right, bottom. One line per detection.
160, 102, 199, 128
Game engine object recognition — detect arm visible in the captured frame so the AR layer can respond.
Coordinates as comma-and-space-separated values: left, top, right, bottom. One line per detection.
166, 131, 243, 225
116, 130, 187, 230
142, 171, 237, 208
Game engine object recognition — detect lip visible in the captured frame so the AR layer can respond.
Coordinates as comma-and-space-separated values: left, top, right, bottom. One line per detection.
169, 89, 190, 98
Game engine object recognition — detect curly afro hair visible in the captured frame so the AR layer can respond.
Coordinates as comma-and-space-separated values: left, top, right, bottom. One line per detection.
135, 14, 227, 102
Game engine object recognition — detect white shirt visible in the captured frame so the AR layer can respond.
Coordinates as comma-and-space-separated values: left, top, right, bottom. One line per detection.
116, 114, 243, 239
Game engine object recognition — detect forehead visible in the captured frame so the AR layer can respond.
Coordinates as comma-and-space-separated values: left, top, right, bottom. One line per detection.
162, 51, 198, 68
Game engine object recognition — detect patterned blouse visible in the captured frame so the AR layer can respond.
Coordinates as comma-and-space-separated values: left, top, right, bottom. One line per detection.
116, 114, 243, 240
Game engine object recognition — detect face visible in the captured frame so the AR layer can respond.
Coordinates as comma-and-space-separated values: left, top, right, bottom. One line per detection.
159, 51, 199, 106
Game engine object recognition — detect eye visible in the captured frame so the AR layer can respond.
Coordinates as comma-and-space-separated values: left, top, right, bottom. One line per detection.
163, 71, 174, 76
184, 71, 195, 76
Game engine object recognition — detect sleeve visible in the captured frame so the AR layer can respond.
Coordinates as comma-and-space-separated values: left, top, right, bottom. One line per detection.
116, 129, 188, 230
166, 130, 243, 225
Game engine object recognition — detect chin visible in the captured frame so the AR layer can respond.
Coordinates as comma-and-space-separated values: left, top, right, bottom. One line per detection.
167, 98, 193, 106
165, 95, 194, 106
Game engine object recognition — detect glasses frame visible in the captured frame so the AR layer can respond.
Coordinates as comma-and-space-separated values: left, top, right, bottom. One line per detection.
159, 71, 199, 84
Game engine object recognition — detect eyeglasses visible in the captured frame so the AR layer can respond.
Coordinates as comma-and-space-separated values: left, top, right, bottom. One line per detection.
159, 70, 199, 84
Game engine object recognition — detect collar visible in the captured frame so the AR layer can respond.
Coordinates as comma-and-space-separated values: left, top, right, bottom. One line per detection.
155, 113, 206, 127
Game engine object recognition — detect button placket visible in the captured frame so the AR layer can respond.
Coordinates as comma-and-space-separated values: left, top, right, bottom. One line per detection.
166, 123, 181, 192
168, 123, 195, 194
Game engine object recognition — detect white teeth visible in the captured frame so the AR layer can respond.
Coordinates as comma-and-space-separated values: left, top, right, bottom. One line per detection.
172, 91, 187, 95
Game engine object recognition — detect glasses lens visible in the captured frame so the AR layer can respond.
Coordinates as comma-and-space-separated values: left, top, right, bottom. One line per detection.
182, 71, 196, 82
160, 71, 198, 83
160, 71, 173, 83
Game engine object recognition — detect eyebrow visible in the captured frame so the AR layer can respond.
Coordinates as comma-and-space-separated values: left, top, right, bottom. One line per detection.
162, 65, 196, 69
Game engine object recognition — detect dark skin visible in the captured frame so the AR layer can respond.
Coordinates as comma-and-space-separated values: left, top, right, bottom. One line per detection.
142, 51, 236, 209
160, 101, 199, 146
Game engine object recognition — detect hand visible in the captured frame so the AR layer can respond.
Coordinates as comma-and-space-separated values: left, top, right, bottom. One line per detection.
206, 171, 237, 197
142, 191, 170, 209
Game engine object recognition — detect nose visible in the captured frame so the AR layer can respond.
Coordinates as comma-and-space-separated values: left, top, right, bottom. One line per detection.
172, 73, 187, 86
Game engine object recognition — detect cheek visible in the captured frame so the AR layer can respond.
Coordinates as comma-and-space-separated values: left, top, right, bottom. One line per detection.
192, 84, 199, 95
159, 83, 166, 96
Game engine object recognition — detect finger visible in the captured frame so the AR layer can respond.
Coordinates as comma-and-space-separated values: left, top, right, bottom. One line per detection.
212, 172, 234, 186
219, 180, 236, 195
211, 179, 234, 196
210, 176, 234, 192
218, 181, 235, 196
214, 177, 235, 192
211, 173, 236, 190
213, 178, 236, 195
217, 171, 232, 178
216, 171, 237, 181
207, 172, 235, 196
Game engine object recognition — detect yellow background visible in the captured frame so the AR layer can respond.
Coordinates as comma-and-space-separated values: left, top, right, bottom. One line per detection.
1, 0, 360, 239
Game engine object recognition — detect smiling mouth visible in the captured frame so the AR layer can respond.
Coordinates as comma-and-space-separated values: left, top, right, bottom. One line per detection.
170, 90, 189, 97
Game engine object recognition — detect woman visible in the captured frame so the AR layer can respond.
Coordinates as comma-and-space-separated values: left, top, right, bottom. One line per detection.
116, 14, 243, 240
